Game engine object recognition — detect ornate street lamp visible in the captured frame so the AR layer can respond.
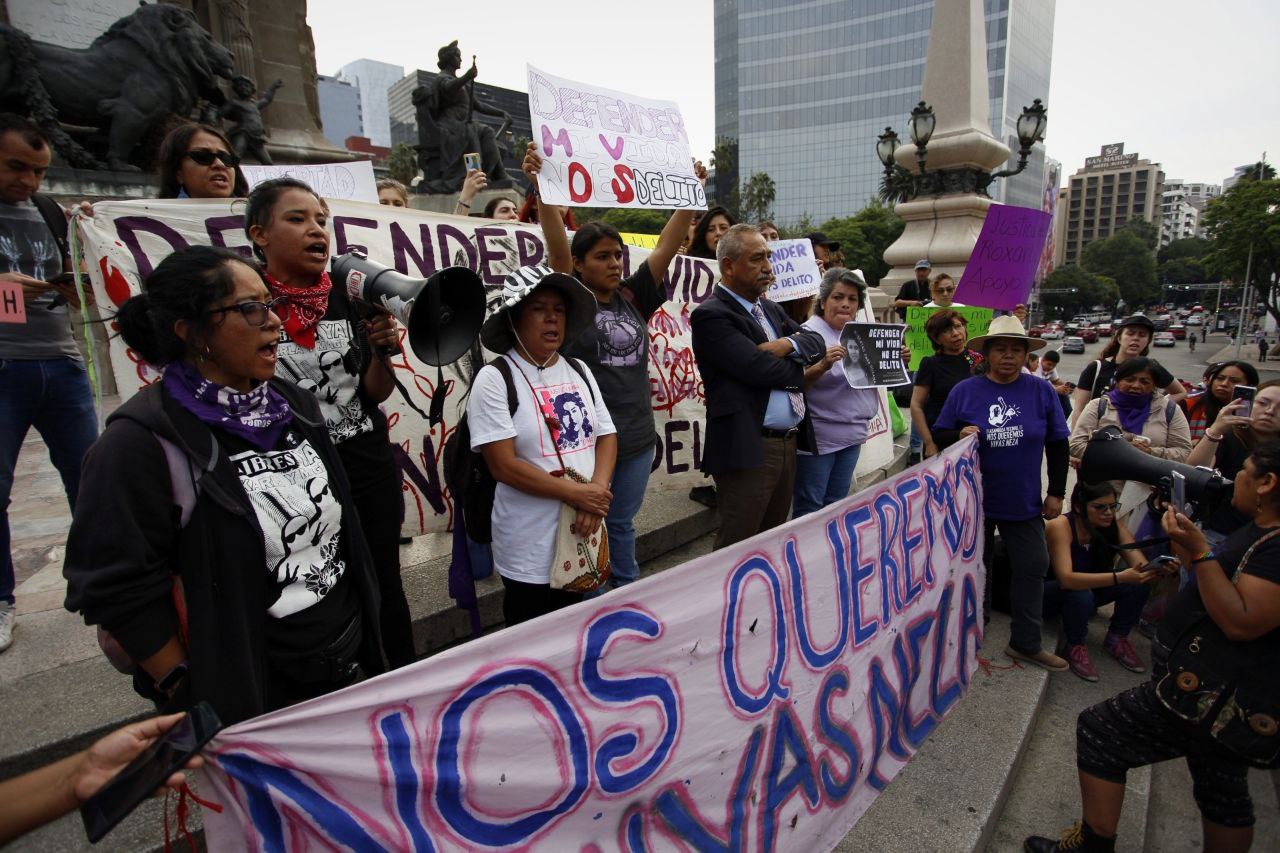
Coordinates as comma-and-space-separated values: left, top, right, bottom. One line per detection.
876, 127, 900, 178
988, 99, 1048, 183
908, 101, 936, 174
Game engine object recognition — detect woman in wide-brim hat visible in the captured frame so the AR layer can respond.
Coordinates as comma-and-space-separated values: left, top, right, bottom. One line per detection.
933, 315, 1072, 672
468, 265, 618, 626
1070, 314, 1184, 426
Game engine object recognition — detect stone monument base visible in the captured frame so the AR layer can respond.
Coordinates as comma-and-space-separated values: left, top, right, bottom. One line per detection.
40, 166, 159, 203
408, 187, 527, 217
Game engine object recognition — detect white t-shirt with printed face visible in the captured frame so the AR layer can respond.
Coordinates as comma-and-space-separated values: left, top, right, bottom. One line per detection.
468, 352, 617, 584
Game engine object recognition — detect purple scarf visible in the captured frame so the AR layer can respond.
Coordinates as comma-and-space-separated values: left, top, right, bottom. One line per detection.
163, 361, 293, 450
1106, 388, 1153, 435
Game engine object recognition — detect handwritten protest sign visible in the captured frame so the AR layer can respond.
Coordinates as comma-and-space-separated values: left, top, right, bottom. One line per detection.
76, 202, 896, 538
196, 438, 985, 852
904, 305, 994, 370
954, 203, 1051, 310
0, 282, 24, 323
840, 322, 909, 388
766, 238, 822, 302
527, 64, 706, 210
241, 160, 379, 204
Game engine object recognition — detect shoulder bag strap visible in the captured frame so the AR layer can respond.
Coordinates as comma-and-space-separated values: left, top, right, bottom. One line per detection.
1230, 527, 1280, 584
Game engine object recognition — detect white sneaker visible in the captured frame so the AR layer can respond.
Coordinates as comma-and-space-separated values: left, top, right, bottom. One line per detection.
0, 602, 14, 653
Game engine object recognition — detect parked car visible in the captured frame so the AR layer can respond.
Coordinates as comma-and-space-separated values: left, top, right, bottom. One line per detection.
1153, 331, 1176, 347
1185, 315, 1204, 326
1028, 326, 1045, 338
1042, 329, 1064, 340
1080, 328, 1099, 343
1097, 323, 1113, 337
1169, 324, 1187, 340
1062, 336, 1085, 353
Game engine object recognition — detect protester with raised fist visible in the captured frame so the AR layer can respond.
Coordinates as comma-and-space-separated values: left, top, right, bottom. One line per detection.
63, 246, 386, 725
244, 177, 416, 668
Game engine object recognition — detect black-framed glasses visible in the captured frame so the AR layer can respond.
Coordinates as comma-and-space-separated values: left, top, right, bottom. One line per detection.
208, 296, 289, 326
185, 148, 240, 168
1087, 502, 1118, 514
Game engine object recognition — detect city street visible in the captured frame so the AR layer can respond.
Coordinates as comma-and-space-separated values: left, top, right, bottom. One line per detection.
1049, 326, 1227, 390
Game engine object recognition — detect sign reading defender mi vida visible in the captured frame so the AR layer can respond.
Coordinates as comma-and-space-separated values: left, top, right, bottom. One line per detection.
904, 306, 994, 370
240, 161, 379, 204
766, 239, 822, 301
953, 203, 1052, 311
527, 64, 706, 210
840, 322, 910, 389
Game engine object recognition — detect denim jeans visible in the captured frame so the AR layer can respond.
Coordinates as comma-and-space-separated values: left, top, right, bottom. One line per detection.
604, 448, 653, 587
1042, 579, 1150, 646
793, 444, 862, 518
0, 358, 98, 604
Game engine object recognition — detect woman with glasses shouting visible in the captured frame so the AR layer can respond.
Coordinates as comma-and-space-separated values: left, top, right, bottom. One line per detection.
242, 177, 418, 669
1042, 482, 1159, 682
63, 246, 387, 725
157, 123, 248, 200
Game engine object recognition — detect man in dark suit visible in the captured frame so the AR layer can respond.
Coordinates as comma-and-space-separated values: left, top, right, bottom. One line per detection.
691, 224, 826, 550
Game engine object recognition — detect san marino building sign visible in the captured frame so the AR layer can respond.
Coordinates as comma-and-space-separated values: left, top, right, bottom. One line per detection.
1084, 143, 1139, 171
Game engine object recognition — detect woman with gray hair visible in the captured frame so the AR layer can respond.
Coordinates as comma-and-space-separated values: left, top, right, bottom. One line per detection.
793, 267, 903, 516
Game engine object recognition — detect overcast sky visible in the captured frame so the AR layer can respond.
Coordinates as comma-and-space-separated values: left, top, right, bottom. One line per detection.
309, 0, 1278, 188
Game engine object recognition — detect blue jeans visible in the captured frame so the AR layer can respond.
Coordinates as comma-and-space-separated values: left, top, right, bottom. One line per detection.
604, 448, 653, 587
792, 444, 862, 518
0, 358, 98, 604
1042, 579, 1150, 646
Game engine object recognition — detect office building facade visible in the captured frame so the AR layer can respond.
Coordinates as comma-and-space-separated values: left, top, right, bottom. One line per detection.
337, 59, 404, 148
1055, 143, 1164, 268
317, 75, 362, 150
388, 71, 533, 183
713, 0, 1056, 224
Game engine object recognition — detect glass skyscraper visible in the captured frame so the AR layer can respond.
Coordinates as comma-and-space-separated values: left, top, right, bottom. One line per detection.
714, 0, 1055, 224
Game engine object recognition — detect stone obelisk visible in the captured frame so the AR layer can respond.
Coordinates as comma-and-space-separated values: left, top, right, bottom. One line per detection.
880, 0, 1011, 302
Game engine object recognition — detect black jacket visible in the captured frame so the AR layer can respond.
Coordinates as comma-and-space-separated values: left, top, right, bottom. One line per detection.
63, 378, 386, 725
690, 286, 825, 475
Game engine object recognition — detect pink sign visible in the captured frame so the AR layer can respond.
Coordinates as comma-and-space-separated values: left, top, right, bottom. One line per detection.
954, 204, 1052, 311
0, 282, 25, 323
196, 439, 986, 852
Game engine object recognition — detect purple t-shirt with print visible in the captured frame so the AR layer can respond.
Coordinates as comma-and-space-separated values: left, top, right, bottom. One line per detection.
933, 373, 1069, 520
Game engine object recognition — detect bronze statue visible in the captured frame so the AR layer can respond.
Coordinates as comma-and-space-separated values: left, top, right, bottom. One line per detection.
412, 41, 513, 194
0, 4, 235, 171
221, 75, 283, 164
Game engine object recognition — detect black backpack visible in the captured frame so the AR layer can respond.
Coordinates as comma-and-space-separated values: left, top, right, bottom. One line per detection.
445, 355, 595, 544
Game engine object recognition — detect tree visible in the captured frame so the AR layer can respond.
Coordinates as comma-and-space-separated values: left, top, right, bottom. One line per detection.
710, 137, 739, 215
1118, 218, 1159, 250
878, 165, 915, 206
740, 171, 776, 224
1157, 236, 1214, 287
1201, 178, 1280, 323
1080, 230, 1158, 306
814, 199, 905, 286
598, 208, 668, 235
1240, 161, 1277, 182
387, 142, 418, 186
1040, 265, 1118, 316
1157, 236, 1212, 265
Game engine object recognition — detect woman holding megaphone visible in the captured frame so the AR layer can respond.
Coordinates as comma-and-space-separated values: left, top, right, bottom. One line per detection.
244, 177, 417, 668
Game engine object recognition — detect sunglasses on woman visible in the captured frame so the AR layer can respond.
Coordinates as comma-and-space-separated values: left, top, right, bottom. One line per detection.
208, 296, 290, 326
185, 148, 241, 168
1087, 502, 1118, 514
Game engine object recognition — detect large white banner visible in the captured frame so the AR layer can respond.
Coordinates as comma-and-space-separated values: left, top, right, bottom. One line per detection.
196, 439, 985, 851
527, 65, 706, 210
76, 200, 894, 536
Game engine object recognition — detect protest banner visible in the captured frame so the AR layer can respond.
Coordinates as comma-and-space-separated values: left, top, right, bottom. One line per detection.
0, 282, 24, 323
619, 231, 660, 249
840, 322, 909, 389
195, 438, 986, 852
904, 305, 994, 370
953, 204, 1052, 310
74, 201, 895, 538
527, 64, 706, 210
766, 238, 822, 302
241, 161, 379, 204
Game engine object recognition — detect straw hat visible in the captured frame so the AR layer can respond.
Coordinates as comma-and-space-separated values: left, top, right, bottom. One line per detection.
966, 314, 1047, 352
479, 264, 596, 354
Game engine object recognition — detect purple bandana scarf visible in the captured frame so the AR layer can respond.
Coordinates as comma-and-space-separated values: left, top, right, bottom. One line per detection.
163, 361, 293, 450
1106, 388, 1153, 435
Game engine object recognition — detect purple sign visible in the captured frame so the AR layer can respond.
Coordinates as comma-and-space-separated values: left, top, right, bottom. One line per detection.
954, 204, 1052, 311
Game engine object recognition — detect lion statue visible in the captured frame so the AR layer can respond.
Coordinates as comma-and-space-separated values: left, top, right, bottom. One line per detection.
0, 3, 235, 171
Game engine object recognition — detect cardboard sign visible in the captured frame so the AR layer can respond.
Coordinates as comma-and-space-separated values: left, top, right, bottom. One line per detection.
0, 282, 25, 324
840, 322, 909, 388
904, 306, 995, 370
954, 204, 1052, 310
527, 64, 706, 210
196, 439, 986, 852
241, 160, 379, 204
76, 202, 898, 538
766, 239, 822, 302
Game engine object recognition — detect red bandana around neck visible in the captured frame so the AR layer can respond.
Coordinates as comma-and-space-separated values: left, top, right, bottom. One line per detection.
266, 270, 332, 349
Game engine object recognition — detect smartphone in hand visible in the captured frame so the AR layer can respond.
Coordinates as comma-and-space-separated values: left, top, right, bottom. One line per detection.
1171, 470, 1187, 516
463, 152, 482, 173
1145, 554, 1180, 575
1233, 384, 1257, 418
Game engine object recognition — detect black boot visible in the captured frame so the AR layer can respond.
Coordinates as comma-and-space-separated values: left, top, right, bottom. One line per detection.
1024, 821, 1116, 853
